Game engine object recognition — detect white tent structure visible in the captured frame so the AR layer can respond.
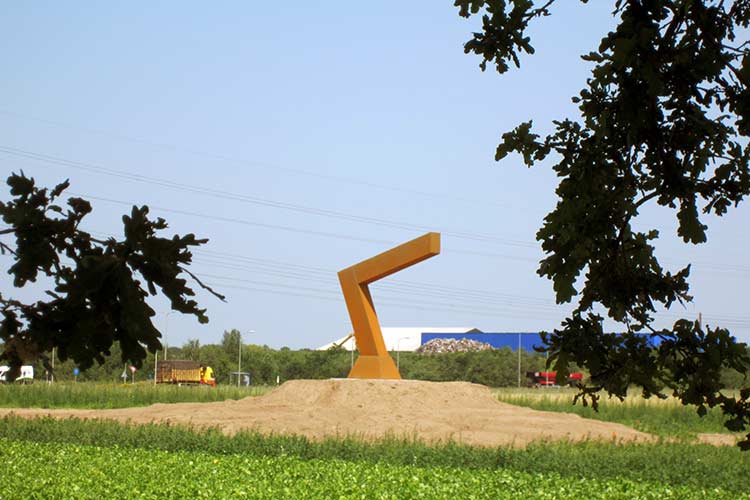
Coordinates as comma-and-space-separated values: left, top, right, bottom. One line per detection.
317, 327, 479, 352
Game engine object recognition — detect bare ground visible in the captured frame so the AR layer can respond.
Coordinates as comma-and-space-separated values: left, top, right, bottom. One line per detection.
0, 379, 678, 448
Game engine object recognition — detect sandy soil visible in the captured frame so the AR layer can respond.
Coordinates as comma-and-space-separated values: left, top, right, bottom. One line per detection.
0, 379, 668, 448
695, 433, 741, 446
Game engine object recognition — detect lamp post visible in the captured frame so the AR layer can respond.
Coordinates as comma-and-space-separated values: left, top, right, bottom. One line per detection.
517, 332, 522, 388
163, 311, 174, 360
396, 336, 409, 371
238, 330, 255, 387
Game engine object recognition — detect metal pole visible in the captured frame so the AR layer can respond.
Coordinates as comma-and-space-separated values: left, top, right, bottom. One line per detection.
396, 338, 400, 370
163, 312, 172, 361
396, 336, 408, 372
517, 333, 521, 388
154, 351, 158, 387
238, 331, 242, 388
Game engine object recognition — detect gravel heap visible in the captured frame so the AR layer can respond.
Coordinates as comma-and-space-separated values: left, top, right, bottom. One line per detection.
416, 337, 493, 354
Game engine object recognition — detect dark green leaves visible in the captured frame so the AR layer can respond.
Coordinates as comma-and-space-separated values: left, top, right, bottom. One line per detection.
7, 175, 34, 196
457, 0, 750, 449
0, 173, 223, 376
495, 121, 551, 165
455, 0, 556, 73
676, 198, 708, 243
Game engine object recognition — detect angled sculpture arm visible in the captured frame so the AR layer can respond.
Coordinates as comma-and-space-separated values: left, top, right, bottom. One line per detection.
338, 232, 441, 379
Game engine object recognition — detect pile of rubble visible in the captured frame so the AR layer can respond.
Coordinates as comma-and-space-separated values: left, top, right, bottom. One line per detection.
416, 338, 494, 354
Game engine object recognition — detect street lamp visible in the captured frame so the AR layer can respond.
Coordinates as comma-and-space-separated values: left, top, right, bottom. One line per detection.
163, 311, 174, 360
396, 336, 410, 371
238, 330, 255, 387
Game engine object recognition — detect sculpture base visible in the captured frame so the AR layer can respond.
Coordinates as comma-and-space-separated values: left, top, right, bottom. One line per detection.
348, 355, 401, 379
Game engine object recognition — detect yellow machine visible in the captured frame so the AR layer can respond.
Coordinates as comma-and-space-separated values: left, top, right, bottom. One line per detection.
156, 360, 215, 386
338, 232, 440, 379
156, 360, 201, 384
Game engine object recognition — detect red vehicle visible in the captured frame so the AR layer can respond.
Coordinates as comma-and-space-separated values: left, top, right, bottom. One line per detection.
526, 371, 583, 387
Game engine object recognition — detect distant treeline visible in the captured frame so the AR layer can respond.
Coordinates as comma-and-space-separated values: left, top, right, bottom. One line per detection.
6, 329, 748, 388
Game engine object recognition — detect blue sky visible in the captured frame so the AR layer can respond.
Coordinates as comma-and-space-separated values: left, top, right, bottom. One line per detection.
1, 1, 748, 349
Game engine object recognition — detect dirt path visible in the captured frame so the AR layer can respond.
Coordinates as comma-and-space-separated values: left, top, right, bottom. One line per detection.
0, 379, 661, 448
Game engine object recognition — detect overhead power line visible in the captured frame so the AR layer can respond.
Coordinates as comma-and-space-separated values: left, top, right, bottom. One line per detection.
1, 224, 748, 329
192, 259, 750, 328
0, 145, 535, 248
207, 281, 563, 321
3, 145, 748, 274
192, 252, 555, 308
0, 108, 511, 210
61, 191, 542, 262
5, 146, 748, 275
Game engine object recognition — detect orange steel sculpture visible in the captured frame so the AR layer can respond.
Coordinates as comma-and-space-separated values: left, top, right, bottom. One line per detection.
338, 232, 441, 379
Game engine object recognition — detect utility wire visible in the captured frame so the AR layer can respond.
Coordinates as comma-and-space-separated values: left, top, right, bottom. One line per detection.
0, 109, 511, 210
75, 192, 395, 246
1, 224, 747, 329
207, 282, 563, 321
0, 146, 535, 247
4, 148, 748, 275
190, 259, 750, 327
65, 192, 542, 262
192, 255, 557, 309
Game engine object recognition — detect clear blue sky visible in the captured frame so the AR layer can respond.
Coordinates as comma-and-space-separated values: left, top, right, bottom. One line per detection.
1, 1, 748, 349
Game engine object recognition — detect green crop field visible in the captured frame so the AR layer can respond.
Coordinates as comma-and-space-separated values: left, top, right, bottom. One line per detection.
1, 416, 749, 499
2, 383, 749, 498
0, 382, 271, 409
494, 388, 739, 439
2, 438, 746, 500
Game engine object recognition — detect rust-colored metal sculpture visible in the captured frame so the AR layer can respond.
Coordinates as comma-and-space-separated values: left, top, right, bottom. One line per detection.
338, 232, 441, 379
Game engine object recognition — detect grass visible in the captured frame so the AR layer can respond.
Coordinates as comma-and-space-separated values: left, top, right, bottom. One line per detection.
0, 415, 748, 493
494, 388, 737, 438
0, 382, 271, 409
3, 438, 745, 500
2, 386, 749, 498
1, 382, 743, 439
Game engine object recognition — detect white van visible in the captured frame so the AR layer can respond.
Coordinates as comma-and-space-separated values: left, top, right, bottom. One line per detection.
0, 365, 34, 384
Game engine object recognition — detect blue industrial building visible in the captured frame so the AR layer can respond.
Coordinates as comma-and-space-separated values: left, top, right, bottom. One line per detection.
319, 328, 662, 352
421, 332, 543, 352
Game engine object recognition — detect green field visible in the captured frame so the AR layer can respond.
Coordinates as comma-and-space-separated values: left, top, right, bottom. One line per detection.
2, 383, 749, 498
0, 382, 269, 409
0, 382, 743, 439
3, 438, 746, 500
494, 388, 738, 438
1, 417, 749, 499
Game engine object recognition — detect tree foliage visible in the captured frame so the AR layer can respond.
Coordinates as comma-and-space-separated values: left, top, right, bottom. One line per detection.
0, 173, 224, 379
455, 0, 750, 448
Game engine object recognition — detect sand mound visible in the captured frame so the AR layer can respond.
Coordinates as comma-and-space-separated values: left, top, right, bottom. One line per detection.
0, 379, 655, 447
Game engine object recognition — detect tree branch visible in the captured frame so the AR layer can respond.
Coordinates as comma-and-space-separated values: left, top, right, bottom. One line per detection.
0, 241, 17, 256
180, 266, 227, 302
526, 0, 556, 20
